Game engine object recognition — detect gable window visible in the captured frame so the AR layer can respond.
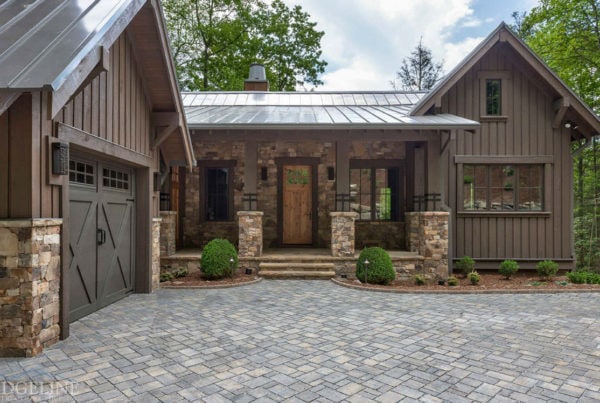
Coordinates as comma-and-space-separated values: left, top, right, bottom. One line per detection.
350, 161, 401, 221
485, 79, 501, 115
199, 160, 236, 221
463, 164, 543, 211
478, 71, 510, 119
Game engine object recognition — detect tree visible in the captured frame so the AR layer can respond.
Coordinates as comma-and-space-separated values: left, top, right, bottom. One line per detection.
516, 0, 600, 270
391, 38, 443, 91
161, 0, 327, 91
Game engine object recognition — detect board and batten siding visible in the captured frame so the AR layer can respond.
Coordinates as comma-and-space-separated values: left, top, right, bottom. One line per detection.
0, 31, 157, 220
441, 44, 573, 265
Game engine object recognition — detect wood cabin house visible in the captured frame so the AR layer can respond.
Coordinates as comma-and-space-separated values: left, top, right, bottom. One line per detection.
173, 23, 600, 277
0, 0, 193, 356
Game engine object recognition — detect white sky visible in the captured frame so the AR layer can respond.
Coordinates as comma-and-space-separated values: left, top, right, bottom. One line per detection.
282, 0, 539, 90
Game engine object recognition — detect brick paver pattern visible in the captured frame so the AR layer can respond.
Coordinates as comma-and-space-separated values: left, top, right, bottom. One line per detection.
1, 280, 600, 402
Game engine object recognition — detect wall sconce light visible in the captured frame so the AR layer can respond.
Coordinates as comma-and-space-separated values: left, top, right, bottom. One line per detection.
51, 142, 69, 175
327, 166, 335, 181
564, 121, 578, 130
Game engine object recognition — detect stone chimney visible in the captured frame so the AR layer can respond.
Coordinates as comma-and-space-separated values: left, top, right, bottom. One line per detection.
244, 63, 269, 91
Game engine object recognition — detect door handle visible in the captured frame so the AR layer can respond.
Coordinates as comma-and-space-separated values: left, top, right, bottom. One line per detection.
97, 229, 106, 245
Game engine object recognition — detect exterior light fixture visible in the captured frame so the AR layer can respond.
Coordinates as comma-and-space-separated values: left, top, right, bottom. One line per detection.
363, 259, 370, 285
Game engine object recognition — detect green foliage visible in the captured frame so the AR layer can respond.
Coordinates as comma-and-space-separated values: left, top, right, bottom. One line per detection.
455, 256, 475, 276
160, 272, 174, 282
499, 260, 519, 279
414, 274, 426, 286
391, 38, 443, 91
447, 276, 458, 286
355, 247, 395, 285
567, 269, 600, 284
173, 267, 188, 278
468, 271, 481, 285
200, 239, 238, 280
536, 260, 559, 279
162, 0, 327, 91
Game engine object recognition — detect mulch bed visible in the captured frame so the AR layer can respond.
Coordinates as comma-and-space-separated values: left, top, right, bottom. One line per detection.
160, 269, 260, 288
334, 271, 600, 293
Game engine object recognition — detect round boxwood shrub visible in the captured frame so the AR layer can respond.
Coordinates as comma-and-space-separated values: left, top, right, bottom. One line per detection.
468, 270, 481, 285
200, 239, 238, 280
499, 259, 519, 279
456, 256, 475, 277
356, 247, 395, 285
536, 260, 558, 279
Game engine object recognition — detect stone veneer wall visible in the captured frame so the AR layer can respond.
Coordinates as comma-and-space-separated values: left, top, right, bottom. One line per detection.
152, 218, 161, 291
406, 212, 449, 278
159, 211, 177, 257
0, 219, 62, 357
330, 212, 358, 257
184, 138, 410, 249
237, 211, 263, 258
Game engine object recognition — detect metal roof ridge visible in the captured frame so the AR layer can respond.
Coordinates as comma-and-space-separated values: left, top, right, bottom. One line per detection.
180, 90, 430, 95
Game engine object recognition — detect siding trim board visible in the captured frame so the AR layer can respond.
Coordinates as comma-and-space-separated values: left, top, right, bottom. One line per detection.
455, 155, 554, 164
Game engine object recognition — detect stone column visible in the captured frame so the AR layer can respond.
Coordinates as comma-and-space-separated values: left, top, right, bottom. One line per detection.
159, 211, 177, 257
0, 219, 62, 357
237, 211, 263, 258
152, 218, 162, 291
330, 212, 358, 257
406, 212, 449, 277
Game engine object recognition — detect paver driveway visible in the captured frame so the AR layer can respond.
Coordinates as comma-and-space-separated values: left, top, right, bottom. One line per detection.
2, 280, 600, 402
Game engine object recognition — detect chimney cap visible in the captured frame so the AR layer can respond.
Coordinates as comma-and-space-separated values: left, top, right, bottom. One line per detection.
246, 63, 267, 82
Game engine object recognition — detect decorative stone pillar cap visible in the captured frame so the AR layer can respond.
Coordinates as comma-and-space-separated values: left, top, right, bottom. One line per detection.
329, 212, 359, 218
0, 218, 63, 227
237, 211, 264, 216
159, 211, 178, 216
152, 217, 163, 223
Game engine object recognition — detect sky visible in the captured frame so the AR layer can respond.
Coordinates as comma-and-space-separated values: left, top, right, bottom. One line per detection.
281, 0, 539, 91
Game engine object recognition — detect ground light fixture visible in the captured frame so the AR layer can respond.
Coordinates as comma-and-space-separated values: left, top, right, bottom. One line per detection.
363, 259, 370, 285
230, 257, 235, 279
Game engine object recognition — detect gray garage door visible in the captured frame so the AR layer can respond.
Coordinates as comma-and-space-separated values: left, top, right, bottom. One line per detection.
68, 155, 135, 322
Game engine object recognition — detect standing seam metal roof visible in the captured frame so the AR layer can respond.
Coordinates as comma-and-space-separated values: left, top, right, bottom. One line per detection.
182, 91, 479, 129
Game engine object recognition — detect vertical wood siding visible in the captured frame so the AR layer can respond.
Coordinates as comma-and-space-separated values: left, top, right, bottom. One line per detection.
57, 33, 151, 156
443, 45, 573, 261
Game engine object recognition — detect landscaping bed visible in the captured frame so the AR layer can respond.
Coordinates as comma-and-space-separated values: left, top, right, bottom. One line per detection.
161, 267, 260, 288
335, 271, 600, 292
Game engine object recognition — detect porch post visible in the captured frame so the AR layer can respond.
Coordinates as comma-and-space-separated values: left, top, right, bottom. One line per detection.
330, 212, 358, 257
237, 211, 263, 258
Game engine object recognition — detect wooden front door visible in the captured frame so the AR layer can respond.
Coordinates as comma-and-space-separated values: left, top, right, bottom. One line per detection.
282, 165, 313, 244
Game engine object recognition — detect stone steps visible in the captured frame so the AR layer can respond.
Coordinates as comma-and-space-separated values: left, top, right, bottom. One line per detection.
259, 262, 336, 279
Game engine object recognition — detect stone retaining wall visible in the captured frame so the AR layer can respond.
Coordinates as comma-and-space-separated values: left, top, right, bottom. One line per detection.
0, 219, 62, 357
152, 218, 161, 291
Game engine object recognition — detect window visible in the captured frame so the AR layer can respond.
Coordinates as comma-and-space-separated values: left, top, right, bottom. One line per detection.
478, 71, 510, 118
463, 165, 543, 211
350, 162, 400, 221
206, 167, 230, 221
102, 167, 129, 190
485, 79, 501, 115
69, 160, 94, 185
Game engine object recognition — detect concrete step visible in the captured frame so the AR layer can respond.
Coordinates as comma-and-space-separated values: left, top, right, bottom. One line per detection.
259, 270, 336, 279
259, 262, 336, 271
259, 262, 336, 279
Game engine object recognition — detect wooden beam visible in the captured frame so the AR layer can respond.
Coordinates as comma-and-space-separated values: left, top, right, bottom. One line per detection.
455, 155, 554, 164
552, 97, 570, 129
0, 91, 21, 116
57, 123, 153, 167
151, 111, 179, 148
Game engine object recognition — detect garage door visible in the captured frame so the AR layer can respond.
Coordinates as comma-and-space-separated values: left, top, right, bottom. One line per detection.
68, 156, 135, 322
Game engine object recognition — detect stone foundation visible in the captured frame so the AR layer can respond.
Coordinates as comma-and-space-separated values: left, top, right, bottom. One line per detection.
152, 218, 161, 291
406, 212, 449, 278
0, 219, 62, 357
330, 212, 358, 257
238, 211, 263, 258
159, 211, 177, 257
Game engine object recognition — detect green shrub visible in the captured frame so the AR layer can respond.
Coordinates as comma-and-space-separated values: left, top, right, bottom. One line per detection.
567, 270, 600, 284
499, 260, 519, 279
200, 239, 238, 280
447, 276, 459, 286
536, 260, 558, 279
160, 272, 174, 282
355, 247, 395, 285
456, 256, 475, 276
468, 271, 481, 285
414, 274, 426, 286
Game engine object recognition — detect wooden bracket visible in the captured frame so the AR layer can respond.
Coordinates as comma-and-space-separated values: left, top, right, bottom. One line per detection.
552, 97, 570, 129
151, 112, 180, 148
